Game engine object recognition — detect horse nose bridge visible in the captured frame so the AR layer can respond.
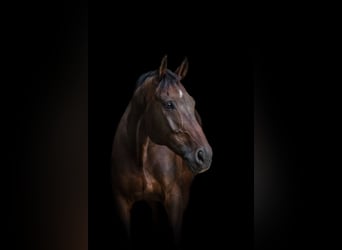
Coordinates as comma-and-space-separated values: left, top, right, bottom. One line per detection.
195, 130, 211, 150
185, 121, 209, 145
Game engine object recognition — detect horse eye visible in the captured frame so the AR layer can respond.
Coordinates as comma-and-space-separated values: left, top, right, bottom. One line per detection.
163, 101, 175, 110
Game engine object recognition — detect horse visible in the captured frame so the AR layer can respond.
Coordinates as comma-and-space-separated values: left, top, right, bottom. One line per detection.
111, 55, 213, 247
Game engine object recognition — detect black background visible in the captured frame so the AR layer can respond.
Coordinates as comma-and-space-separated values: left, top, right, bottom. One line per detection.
7, 2, 88, 250
254, 23, 341, 249
7, 2, 342, 250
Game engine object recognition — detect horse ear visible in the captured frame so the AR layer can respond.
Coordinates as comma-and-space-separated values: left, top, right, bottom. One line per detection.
159, 55, 168, 78
175, 57, 189, 79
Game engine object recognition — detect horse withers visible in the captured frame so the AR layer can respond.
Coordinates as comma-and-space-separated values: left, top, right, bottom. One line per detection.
111, 55, 213, 246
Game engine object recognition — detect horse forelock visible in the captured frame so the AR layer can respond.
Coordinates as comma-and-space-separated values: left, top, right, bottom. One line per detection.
135, 69, 180, 90
158, 70, 181, 90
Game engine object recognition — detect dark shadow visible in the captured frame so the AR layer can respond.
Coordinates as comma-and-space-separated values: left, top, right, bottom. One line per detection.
130, 201, 175, 250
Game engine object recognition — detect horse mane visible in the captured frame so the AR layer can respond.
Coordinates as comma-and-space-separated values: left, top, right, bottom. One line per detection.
135, 69, 181, 90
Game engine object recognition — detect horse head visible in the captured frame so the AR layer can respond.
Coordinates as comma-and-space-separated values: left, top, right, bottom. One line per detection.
133, 55, 212, 174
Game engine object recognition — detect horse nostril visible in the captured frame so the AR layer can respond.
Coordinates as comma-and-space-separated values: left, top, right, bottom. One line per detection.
196, 149, 205, 164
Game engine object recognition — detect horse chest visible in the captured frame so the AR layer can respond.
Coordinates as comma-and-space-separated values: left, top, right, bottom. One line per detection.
138, 142, 175, 195
142, 168, 161, 194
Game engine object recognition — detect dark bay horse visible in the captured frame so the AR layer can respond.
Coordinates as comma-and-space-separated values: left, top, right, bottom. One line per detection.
111, 55, 213, 246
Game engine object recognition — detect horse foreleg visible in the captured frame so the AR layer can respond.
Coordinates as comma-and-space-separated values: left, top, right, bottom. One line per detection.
164, 192, 184, 247
115, 195, 132, 241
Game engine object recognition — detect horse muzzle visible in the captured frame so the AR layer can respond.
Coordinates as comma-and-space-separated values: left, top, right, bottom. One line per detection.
185, 146, 212, 174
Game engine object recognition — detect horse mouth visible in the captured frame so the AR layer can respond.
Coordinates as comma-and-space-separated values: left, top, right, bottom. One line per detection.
196, 166, 210, 174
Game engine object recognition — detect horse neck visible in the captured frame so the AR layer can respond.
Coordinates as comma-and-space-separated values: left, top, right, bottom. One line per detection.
126, 96, 149, 167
